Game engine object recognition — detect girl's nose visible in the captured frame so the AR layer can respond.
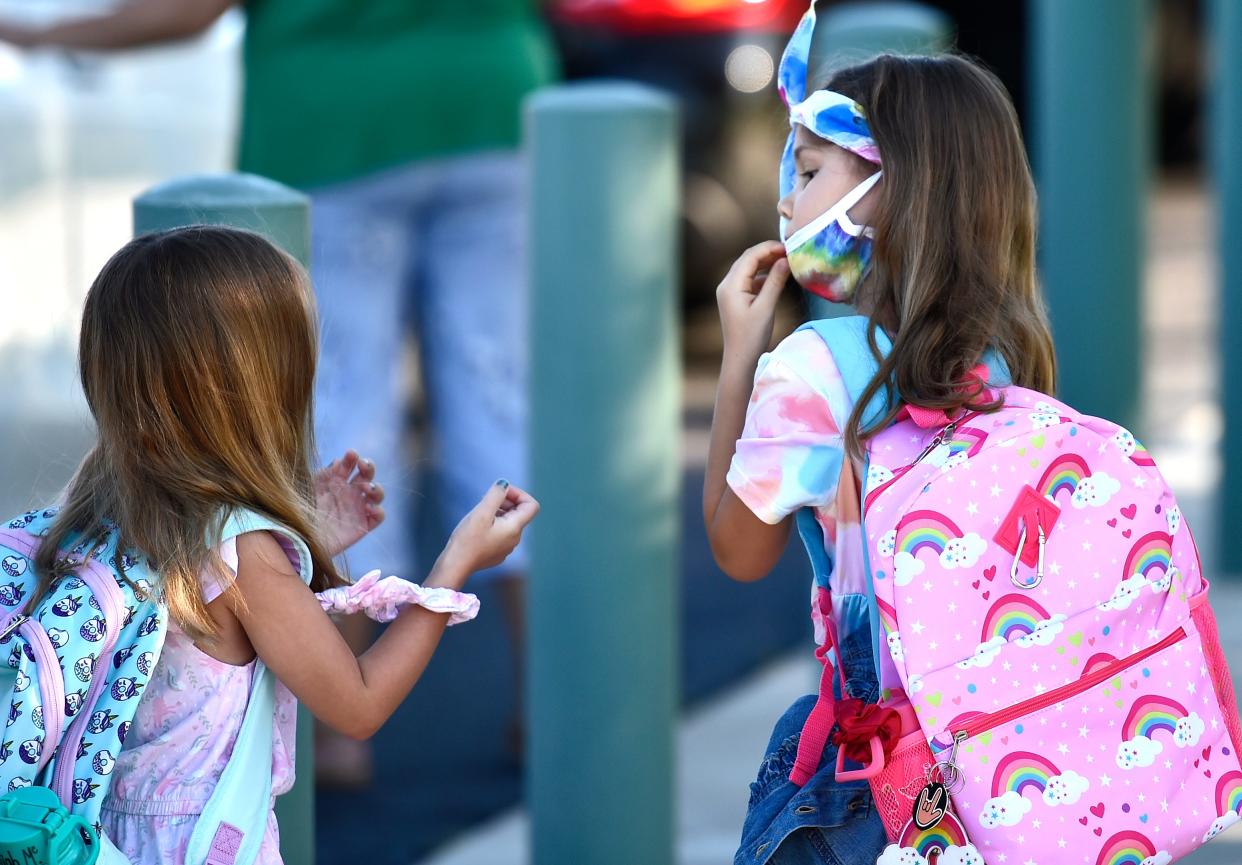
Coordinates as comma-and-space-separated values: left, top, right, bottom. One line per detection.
777, 192, 794, 223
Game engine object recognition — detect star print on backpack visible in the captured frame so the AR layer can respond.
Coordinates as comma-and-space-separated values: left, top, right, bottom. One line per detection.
790, 316, 1242, 865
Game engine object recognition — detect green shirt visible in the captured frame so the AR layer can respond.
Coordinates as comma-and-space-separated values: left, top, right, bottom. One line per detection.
238, 1, 559, 189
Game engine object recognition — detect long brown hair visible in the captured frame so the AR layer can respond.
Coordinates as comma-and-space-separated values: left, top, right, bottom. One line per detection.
33, 226, 344, 639
814, 54, 1057, 460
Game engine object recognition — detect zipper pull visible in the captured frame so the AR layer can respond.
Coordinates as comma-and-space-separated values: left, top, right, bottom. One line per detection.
0, 615, 27, 642
938, 730, 968, 792
912, 421, 958, 466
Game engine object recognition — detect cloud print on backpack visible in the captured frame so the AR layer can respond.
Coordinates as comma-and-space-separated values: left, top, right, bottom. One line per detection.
1115, 696, 1205, 770
893, 511, 987, 587
1204, 771, 1242, 842
1038, 453, 1121, 510
957, 595, 1066, 670
978, 752, 1090, 829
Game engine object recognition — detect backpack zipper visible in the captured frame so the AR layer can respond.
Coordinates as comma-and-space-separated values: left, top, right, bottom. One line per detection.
909, 411, 985, 467
50, 560, 126, 808
951, 626, 1187, 743
938, 626, 1188, 786
19, 618, 65, 778
864, 409, 996, 514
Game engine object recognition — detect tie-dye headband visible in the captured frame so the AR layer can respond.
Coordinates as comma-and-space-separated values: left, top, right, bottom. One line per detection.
778, 2, 882, 200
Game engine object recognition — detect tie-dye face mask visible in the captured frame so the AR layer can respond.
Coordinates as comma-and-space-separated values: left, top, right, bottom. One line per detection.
777, 2, 883, 303
783, 169, 882, 303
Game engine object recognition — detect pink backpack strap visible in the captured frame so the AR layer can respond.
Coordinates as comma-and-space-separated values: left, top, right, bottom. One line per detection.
896, 364, 994, 429
790, 585, 849, 786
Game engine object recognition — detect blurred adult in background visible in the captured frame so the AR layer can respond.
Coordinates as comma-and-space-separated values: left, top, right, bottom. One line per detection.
0, 0, 557, 785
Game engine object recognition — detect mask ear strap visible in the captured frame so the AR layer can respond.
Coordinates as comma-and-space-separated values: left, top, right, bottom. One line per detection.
784, 170, 884, 248
835, 171, 883, 237
838, 171, 883, 211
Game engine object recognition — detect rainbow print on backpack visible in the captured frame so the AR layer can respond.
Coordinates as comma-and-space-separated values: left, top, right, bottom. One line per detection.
795, 315, 1242, 865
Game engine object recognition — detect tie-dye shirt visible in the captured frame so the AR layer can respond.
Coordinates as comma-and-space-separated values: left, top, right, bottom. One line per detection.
726, 329, 872, 659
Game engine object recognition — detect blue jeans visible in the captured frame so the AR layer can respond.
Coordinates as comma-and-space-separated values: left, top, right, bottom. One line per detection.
735, 640, 887, 865
310, 151, 529, 582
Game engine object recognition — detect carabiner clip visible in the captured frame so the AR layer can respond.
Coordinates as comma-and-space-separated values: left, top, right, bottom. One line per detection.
1010, 518, 1046, 590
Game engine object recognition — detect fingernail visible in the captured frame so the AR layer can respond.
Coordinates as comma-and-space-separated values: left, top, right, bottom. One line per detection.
497, 479, 510, 489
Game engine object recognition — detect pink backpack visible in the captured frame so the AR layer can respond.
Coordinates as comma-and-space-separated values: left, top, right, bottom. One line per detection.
798, 318, 1242, 865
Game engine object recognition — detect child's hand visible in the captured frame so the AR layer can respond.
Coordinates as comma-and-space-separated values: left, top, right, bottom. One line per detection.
315, 450, 385, 557
716, 241, 791, 365
431, 481, 539, 589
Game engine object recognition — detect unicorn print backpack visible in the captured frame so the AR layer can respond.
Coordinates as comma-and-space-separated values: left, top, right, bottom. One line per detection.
793, 316, 1242, 865
0, 505, 306, 865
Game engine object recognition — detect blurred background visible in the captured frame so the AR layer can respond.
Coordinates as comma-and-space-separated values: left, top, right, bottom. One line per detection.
0, 0, 1237, 864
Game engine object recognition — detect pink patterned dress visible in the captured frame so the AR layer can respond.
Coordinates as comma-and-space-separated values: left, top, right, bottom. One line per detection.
99, 534, 295, 865
97, 533, 479, 865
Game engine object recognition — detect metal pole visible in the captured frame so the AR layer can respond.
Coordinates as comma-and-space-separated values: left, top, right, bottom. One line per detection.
1210, 0, 1242, 573
526, 83, 681, 865
133, 174, 314, 865
1030, 0, 1150, 432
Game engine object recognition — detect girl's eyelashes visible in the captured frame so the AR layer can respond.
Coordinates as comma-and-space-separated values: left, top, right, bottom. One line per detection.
798, 169, 818, 183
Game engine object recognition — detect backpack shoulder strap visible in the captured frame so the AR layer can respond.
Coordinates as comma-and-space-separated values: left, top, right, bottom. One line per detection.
798, 315, 1016, 409
186, 508, 312, 865
796, 315, 893, 430
218, 509, 313, 587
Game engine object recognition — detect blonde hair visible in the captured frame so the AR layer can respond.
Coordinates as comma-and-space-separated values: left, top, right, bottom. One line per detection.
33, 226, 344, 639
814, 54, 1058, 460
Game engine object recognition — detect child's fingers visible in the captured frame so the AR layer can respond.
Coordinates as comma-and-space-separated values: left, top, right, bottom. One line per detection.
336, 450, 359, 478
354, 456, 375, 483
476, 480, 513, 515
497, 497, 540, 531
366, 504, 385, 528
502, 484, 536, 508
731, 240, 787, 280
362, 481, 384, 504
755, 258, 790, 309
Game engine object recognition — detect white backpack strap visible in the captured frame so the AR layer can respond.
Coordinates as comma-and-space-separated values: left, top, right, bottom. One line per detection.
185, 508, 312, 865
185, 665, 277, 865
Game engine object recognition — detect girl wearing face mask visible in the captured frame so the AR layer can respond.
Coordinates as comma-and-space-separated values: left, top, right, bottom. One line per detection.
702, 6, 1057, 864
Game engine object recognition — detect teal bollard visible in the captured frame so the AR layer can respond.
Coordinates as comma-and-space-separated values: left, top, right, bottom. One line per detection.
133, 174, 314, 865
526, 83, 681, 865
1210, 0, 1242, 574
802, 1, 952, 322
1030, 0, 1150, 432
810, 0, 952, 78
